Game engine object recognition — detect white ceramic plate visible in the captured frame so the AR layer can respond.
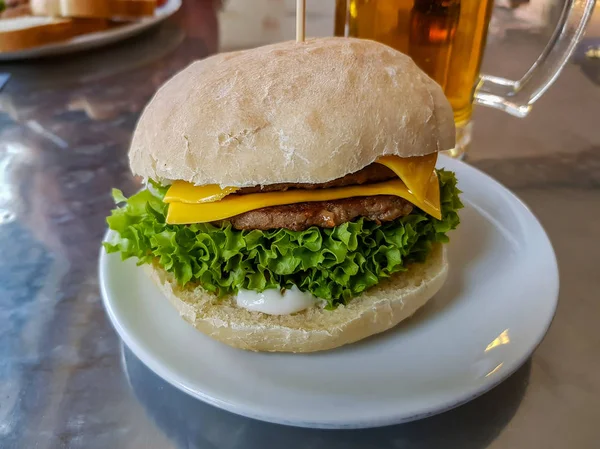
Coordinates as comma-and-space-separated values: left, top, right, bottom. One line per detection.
100, 156, 558, 429
0, 0, 181, 61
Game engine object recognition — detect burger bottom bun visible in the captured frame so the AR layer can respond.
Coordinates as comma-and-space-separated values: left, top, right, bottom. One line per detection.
147, 244, 448, 353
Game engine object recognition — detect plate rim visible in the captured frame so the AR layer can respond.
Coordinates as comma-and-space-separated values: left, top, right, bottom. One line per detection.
99, 156, 559, 428
0, 0, 182, 61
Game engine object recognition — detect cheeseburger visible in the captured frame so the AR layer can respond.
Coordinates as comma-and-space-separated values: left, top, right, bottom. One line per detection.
105, 37, 463, 352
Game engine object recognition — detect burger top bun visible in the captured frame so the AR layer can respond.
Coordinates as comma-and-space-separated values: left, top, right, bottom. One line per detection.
129, 37, 455, 187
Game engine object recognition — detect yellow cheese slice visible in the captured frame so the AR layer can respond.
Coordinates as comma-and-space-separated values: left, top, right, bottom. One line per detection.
163, 181, 239, 204
376, 153, 438, 202
426, 170, 440, 214
164, 155, 438, 206
166, 177, 441, 224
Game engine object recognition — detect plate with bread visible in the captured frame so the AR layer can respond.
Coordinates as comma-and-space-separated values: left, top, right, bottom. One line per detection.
100, 38, 559, 428
0, 0, 181, 60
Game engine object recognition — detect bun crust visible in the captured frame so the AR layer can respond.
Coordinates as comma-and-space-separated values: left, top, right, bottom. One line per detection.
147, 244, 448, 353
130, 37, 455, 187
0, 16, 110, 53
31, 0, 156, 19
0, 17, 72, 52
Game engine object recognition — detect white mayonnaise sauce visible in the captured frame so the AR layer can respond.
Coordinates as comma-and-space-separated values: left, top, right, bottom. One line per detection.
236, 286, 320, 315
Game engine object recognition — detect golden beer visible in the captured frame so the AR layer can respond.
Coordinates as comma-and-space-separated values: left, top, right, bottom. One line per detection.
335, 0, 494, 155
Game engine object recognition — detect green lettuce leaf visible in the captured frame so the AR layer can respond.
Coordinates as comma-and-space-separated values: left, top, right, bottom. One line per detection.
104, 170, 463, 307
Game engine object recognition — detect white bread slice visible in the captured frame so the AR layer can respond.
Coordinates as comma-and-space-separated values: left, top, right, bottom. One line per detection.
68, 17, 111, 35
0, 16, 73, 52
147, 244, 448, 353
30, 0, 62, 16
31, 0, 156, 19
0, 16, 111, 52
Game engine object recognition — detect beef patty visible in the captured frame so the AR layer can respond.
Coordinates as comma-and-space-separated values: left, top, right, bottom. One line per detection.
237, 164, 396, 194
213, 163, 413, 231
224, 196, 413, 231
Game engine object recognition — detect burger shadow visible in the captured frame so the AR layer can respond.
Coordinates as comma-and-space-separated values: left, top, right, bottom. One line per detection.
122, 344, 531, 449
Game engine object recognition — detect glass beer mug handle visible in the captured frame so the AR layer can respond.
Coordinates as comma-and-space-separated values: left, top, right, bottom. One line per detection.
473, 0, 596, 118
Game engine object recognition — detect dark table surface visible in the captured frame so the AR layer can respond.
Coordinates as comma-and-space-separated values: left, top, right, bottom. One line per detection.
0, 1, 599, 448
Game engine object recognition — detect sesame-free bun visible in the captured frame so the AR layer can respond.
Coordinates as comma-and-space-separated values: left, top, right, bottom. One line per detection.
129, 37, 455, 187
147, 244, 448, 353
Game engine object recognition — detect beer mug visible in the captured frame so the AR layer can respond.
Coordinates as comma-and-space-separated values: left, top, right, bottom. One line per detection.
335, 0, 596, 158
